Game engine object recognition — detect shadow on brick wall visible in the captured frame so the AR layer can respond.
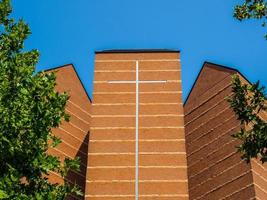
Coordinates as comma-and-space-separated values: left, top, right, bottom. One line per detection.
65, 132, 90, 200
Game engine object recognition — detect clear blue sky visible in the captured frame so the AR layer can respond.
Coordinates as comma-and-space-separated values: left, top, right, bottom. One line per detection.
12, 0, 267, 101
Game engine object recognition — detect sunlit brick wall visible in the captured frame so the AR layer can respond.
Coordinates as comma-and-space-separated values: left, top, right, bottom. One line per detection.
47, 65, 91, 200
184, 63, 258, 200
85, 51, 189, 200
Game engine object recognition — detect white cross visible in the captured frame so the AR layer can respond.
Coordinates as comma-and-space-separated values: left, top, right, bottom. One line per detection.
108, 61, 167, 200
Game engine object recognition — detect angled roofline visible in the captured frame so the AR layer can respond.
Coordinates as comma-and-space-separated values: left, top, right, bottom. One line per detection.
44, 63, 73, 72
95, 49, 180, 54
183, 61, 251, 106
44, 63, 92, 103
204, 62, 251, 85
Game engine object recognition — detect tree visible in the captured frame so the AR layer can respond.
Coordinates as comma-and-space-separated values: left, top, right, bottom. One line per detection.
231, 1, 267, 163
0, 0, 81, 199
234, 0, 267, 38
227, 75, 267, 163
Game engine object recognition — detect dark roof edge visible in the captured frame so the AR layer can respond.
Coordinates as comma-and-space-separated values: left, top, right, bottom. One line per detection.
44, 63, 92, 103
95, 49, 180, 54
183, 61, 251, 106
205, 61, 239, 74
204, 61, 252, 85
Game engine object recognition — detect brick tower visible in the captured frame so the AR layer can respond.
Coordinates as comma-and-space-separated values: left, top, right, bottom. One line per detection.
85, 50, 189, 200
184, 62, 267, 200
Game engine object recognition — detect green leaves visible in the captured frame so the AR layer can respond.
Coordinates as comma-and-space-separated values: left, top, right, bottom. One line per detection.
227, 75, 267, 163
234, 0, 267, 20
0, 190, 8, 199
0, 0, 82, 199
234, 0, 267, 39
58, 157, 81, 179
0, 0, 12, 26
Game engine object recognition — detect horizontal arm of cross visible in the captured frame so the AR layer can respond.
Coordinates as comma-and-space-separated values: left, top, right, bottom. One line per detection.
108, 80, 167, 84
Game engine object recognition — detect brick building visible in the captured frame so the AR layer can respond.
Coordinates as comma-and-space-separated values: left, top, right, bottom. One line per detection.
184, 62, 267, 200
48, 51, 267, 200
50, 50, 189, 200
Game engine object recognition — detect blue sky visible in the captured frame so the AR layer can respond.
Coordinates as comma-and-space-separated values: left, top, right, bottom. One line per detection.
12, 0, 267, 101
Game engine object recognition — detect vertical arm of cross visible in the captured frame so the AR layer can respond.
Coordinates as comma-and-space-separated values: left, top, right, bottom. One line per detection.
107, 61, 167, 200
135, 61, 139, 200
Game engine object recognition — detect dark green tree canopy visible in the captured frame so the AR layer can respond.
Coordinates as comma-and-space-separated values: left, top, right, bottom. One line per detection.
234, 0, 267, 38
0, 0, 81, 199
228, 75, 267, 163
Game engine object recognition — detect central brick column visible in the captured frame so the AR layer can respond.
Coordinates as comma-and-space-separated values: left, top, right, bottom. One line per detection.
85, 50, 189, 200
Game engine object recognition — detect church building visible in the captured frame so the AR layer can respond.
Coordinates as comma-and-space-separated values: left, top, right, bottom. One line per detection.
47, 50, 267, 200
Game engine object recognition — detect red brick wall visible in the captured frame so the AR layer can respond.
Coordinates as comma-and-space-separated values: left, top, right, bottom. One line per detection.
44, 59, 267, 200
47, 64, 91, 200
250, 100, 267, 199
85, 52, 189, 200
184, 63, 255, 200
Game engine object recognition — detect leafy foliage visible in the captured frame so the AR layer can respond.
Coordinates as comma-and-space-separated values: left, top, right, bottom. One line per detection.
234, 0, 267, 38
0, 0, 81, 199
228, 75, 267, 163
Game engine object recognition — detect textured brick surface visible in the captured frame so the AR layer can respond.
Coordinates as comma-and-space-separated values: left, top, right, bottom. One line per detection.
86, 52, 189, 199
184, 63, 265, 200
47, 65, 92, 199
46, 58, 267, 200
249, 99, 267, 199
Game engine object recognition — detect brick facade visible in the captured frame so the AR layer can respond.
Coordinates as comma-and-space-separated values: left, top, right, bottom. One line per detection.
48, 64, 91, 200
85, 50, 189, 200
46, 52, 267, 200
184, 62, 267, 200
